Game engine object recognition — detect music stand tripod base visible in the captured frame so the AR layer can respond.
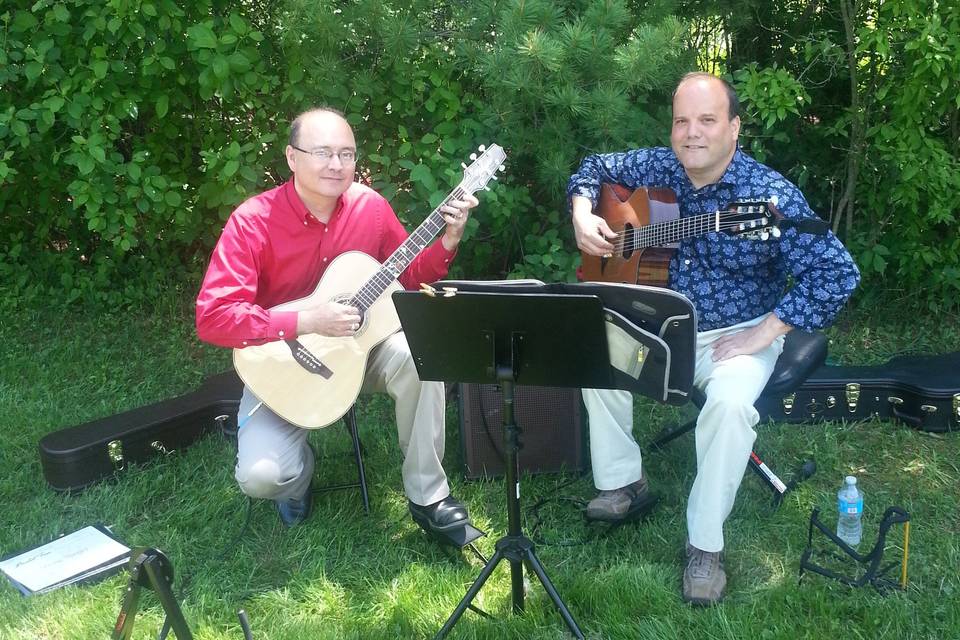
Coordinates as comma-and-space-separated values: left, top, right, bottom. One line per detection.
393, 290, 618, 640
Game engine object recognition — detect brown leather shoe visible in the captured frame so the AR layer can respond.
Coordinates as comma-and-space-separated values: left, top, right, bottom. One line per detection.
682, 543, 726, 605
585, 477, 650, 522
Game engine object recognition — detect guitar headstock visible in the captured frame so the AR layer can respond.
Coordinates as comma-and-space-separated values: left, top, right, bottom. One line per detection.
459, 144, 507, 195
722, 200, 783, 241
722, 197, 830, 240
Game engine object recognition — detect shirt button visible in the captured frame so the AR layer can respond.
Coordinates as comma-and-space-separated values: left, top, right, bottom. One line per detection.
684, 259, 691, 265
242, 341, 248, 346
278, 330, 285, 337
303, 221, 307, 226
323, 257, 328, 262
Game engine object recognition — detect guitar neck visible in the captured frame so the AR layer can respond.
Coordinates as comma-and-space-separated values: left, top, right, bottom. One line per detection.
631, 212, 723, 249
349, 187, 468, 311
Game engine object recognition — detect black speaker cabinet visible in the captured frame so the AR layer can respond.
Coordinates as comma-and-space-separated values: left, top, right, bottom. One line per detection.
458, 384, 586, 479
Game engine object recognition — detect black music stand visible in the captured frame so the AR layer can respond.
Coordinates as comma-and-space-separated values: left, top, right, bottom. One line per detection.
394, 290, 615, 640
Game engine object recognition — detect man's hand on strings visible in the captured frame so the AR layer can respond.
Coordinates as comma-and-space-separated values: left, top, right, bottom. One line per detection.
571, 195, 617, 257
297, 301, 362, 337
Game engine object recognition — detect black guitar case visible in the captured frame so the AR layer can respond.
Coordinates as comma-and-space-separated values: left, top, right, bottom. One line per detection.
38, 372, 243, 491
756, 352, 960, 433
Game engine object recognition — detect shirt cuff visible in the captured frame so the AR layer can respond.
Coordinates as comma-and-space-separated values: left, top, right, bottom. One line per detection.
268, 310, 299, 340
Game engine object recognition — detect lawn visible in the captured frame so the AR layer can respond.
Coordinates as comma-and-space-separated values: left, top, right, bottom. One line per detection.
0, 291, 957, 639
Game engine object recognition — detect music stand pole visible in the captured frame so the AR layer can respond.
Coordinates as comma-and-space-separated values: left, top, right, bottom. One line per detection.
392, 291, 613, 640
435, 371, 583, 638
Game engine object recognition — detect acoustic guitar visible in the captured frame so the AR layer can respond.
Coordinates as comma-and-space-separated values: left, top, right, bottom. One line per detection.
580, 183, 808, 286
233, 144, 507, 429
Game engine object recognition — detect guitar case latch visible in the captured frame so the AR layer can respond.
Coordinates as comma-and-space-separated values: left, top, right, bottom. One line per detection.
845, 383, 861, 413
107, 439, 125, 470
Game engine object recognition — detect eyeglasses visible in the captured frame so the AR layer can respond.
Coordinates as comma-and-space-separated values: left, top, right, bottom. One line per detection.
290, 144, 358, 164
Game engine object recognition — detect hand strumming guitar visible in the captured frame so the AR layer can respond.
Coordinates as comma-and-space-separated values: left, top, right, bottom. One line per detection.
296, 301, 362, 337
571, 195, 617, 256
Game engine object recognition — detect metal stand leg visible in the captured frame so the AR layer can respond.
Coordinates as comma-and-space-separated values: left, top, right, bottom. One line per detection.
345, 406, 370, 515
313, 405, 371, 515
112, 548, 193, 640
434, 376, 584, 640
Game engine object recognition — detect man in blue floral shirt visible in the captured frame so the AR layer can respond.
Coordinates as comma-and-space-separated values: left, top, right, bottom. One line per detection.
568, 73, 860, 605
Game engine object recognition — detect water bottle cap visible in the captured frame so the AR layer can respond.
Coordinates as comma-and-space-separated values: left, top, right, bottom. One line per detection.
845, 475, 857, 485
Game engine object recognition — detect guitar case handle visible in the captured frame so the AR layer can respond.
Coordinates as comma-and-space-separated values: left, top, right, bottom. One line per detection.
888, 399, 924, 428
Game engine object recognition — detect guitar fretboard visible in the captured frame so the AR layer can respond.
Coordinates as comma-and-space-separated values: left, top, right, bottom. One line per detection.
349, 187, 468, 312
620, 206, 769, 252
631, 212, 721, 249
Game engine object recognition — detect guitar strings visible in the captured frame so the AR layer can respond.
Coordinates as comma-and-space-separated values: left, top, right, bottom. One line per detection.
608, 209, 772, 254
350, 186, 470, 311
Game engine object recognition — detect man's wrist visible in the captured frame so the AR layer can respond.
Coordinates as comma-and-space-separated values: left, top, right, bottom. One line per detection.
762, 313, 792, 339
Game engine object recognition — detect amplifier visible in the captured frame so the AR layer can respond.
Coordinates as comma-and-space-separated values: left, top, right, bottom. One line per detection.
458, 383, 586, 479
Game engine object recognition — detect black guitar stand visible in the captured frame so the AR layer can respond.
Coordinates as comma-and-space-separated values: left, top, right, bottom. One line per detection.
799, 506, 911, 592
112, 548, 194, 640
112, 547, 255, 640
394, 289, 620, 640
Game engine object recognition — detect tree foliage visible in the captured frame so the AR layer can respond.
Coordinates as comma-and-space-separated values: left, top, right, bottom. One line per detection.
1, 0, 956, 310
687, 0, 960, 310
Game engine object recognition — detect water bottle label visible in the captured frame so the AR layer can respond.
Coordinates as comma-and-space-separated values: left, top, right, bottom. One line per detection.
838, 497, 862, 514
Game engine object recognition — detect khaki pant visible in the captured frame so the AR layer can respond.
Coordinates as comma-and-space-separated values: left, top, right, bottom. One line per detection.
583, 314, 785, 552
234, 332, 451, 507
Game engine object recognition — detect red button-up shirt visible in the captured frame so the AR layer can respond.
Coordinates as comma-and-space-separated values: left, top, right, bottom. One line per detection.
196, 179, 456, 348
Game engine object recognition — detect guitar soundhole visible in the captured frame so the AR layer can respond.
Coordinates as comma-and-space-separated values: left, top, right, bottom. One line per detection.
621, 224, 636, 259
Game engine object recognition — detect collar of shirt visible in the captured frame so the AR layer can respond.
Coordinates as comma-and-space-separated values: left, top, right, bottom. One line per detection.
713, 147, 747, 189
283, 177, 345, 227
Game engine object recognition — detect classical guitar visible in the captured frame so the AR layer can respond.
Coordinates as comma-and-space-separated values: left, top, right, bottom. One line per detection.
580, 183, 823, 286
233, 144, 507, 429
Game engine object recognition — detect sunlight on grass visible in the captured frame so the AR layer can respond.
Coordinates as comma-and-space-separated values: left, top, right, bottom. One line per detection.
1, 293, 958, 639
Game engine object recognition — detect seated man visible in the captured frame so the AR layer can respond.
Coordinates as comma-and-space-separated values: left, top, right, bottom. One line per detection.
569, 73, 860, 604
196, 107, 478, 531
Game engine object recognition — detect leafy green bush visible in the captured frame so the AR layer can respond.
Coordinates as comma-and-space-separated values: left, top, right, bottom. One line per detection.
718, 0, 960, 311
0, 1, 283, 305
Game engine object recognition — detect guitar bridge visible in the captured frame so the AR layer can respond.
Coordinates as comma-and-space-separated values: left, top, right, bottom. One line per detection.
285, 340, 334, 378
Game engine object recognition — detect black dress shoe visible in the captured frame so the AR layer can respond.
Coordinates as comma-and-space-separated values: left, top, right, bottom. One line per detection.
276, 480, 313, 527
409, 495, 471, 532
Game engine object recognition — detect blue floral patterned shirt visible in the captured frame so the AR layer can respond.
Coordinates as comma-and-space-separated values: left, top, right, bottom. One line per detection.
567, 147, 860, 332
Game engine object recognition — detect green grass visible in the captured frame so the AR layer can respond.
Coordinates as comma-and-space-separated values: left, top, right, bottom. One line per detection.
0, 292, 958, 639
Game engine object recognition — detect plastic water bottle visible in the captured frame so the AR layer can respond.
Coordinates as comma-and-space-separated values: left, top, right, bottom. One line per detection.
836, 475, 863, 547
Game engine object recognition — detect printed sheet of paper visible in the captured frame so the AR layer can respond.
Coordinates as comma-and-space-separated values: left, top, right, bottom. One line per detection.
0, 525, 130, 594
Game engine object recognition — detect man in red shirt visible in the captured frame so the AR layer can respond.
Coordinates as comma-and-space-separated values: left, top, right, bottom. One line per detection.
196, 108, 479, 530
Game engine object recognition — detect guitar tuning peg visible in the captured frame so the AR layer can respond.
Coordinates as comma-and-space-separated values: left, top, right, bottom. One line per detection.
498, 165, 505, 172
484, 186, 491, 191
491, 174, 498, 180
769, 195, 779, 206
478, 144, 486, 152
772, 227, 782, 238
469, 153, 477, 161
461, 162, 468, 169
760, 231, 770, 241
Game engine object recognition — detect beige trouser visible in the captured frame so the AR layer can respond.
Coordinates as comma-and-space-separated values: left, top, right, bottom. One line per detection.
234, 332, 450, 507
583, 314, 785, 552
